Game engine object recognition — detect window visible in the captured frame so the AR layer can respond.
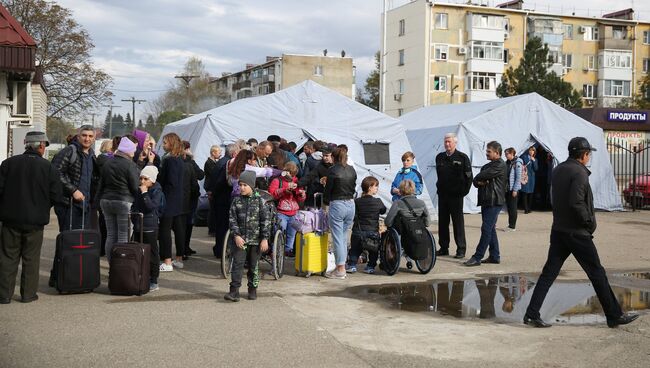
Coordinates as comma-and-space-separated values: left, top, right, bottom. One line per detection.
433, 76, 447, 91
504, 18, 510, 32
313, 65, 323, 76
644, 31, 650, 44
434, 44, 449, 60
398, 79, 405, 94
583, 84, 596, 99
470, 41, 504, 61
562, 54, 573, 69
585, 55, 597, 70
612, 26, 626, 40
503, 49, 509, 64
604, 80, 631, 97
12, 82, 28, 116
563, 24, 573, 39
583, 26, 599, 41
472, 14, 504, 30
258, 85, 269, 95
469, 72, 497, 91
397, 109, 404, 117
435, 13, 448, 29
398, 49, 405, 66
363, 143, 390, 165
644, 59, 650, 73
399, 19, 405, 36
602, 51, 632, 68
548, 50, 561, 64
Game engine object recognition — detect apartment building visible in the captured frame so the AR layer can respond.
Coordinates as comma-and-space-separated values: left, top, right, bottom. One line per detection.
381, 0, 650, 117
213, 53, 355, 105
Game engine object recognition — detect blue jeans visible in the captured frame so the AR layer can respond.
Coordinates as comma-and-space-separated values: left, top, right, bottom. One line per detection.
277, 213, 297, 252
328, 200, 355, 266
471, 205, 501, 262
100, 199, 133, 261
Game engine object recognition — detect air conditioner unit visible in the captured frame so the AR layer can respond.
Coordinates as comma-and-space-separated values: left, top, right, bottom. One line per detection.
458, 47, 467, 55
394, 93, 402, 101
585, 99, 595, 106
578, 26, 587, 33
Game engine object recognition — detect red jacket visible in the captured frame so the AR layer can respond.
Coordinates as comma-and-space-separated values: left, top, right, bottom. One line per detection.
269, 176, 306, 216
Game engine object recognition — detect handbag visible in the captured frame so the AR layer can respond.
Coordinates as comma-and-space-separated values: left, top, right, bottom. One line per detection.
355, 216, 380, 253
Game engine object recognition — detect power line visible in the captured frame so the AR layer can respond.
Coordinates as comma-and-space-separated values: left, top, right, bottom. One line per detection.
121, 97, 147, 129
108, 88, 168, 93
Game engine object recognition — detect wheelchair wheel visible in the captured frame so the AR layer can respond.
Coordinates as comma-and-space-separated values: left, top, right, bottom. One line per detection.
221, 229, 234, 280
415, 230, 437, 274
380, 228, 401, 276
272, 229, 285, 280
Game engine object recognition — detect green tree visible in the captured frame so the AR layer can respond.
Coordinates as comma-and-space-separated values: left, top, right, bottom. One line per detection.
497, 37, 582, 108
156, 110, 184, 127
358, 51, 380, 110
46, 117, 76, 144
618, 74, 650, 108
2, 0, 113, 118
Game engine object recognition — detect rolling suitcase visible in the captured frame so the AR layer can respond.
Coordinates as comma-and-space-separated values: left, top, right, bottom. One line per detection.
54, 200, 101, 294
294, 232, 329, 277
109, 213, 151, 296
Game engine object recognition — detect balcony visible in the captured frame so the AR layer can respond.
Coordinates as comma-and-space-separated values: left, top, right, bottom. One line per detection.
263, 74, 275, 83
467, 59, 504, 74
466, 90, 497, 102
232, 80, 251, 90
598, 25, 634, 50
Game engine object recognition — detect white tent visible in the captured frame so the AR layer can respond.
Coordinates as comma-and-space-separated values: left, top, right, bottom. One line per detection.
158, 80, 434, 210
399, 93, 623, 213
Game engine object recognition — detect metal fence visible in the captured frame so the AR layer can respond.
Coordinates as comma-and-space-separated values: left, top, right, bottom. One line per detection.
607, 137, 650, 210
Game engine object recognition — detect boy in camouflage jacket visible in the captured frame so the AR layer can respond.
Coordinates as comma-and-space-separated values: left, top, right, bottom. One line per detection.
224, 171, 272, 302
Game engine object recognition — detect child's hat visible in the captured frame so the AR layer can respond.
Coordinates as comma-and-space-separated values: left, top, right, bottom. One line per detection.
140, 165, 159, 183
239, 170, 256, 189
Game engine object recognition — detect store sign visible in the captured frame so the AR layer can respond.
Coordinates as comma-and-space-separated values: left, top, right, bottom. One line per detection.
606, 110, 648, 123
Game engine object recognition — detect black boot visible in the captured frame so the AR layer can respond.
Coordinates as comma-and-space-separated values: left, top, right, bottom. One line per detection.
224, 287, 240, 302
248, 287, 257, 300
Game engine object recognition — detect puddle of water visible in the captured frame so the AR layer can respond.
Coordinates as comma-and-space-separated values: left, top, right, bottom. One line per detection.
613, 272, 650, 280
340, 273, 650, 325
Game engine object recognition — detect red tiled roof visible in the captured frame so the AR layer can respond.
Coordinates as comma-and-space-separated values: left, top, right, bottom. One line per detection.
0, 4, 36, 47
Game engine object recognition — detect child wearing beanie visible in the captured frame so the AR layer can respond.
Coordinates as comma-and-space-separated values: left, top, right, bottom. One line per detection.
224, 171, 271, 302
131, 165, 165, 291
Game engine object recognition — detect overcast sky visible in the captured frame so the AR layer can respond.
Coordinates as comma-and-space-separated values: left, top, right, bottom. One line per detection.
54, 0, 648, 125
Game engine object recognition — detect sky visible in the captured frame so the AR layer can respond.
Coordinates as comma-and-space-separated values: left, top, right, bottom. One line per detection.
54, 0, 648, 126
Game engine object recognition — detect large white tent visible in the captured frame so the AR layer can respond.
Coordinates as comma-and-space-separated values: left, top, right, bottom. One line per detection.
400, 93, 622, 213
158, 80, 434, 210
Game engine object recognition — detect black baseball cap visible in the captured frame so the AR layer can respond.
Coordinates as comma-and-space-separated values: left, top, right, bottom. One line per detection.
568, 137, 597, 153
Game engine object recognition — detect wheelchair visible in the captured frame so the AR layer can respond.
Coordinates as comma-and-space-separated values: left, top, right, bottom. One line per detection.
379, 227, 436, 276
221, 190, 286, 280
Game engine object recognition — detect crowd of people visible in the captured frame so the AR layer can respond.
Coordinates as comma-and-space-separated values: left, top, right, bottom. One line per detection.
0, 126, 639, 328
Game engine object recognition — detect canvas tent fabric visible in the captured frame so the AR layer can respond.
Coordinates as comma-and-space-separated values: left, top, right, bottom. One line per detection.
158, 80, 434, 211
400, 93, 622, 213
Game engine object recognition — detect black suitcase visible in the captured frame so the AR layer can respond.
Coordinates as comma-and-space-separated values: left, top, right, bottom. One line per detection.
55, 201, 101, 294
108, 213, 151, 296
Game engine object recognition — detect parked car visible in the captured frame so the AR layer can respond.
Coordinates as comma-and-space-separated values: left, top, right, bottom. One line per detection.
623, 174, 650, 208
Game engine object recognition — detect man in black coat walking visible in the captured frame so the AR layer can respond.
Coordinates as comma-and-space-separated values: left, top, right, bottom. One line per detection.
523, 137, 638, 328
206, 144, 236, 258
0, 132, 62, 304
435, 133, 473, 258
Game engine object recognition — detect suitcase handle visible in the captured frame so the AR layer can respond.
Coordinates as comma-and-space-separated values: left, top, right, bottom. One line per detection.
128, 212, 145, 243
314, 192, 323, 209
69, 198, 86, 230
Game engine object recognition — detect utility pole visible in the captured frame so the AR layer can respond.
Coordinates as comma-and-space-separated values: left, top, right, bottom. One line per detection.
175, 75, 199, 116
102, 103, 121, 138
121, 97, 147, 131
88, 112, 97, 128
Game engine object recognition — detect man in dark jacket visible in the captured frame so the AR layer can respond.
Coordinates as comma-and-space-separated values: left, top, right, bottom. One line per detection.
435, 133, 473, 258
523, 137, 638, 328
464, 141, 507, 267
204, 145, 221, 235
298, 148, 333, 207
206, 143, 236, 258
0, 132, 62, 304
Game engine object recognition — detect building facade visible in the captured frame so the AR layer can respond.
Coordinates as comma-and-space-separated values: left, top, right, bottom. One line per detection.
381, 0, 650, 117
0, 4, 46, 162
213, 54, 355, 105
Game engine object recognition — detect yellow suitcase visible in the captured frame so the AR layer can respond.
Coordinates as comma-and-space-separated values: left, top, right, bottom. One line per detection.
295, 232, 329, 277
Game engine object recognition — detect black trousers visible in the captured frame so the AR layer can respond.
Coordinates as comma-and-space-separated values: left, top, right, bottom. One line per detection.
213, 204, 230, 258
158, 215, 186, 259
230, 243, 261, 289
437, 195, 466, 254
207, 200, 217, 234
521, 192, 533, 213
348, 230, 379, 268
98, 210, 107, 256
525, 230, 623, 321
133, 230, 160, 283
0, 225, 44, 300
505, 192, 518, 229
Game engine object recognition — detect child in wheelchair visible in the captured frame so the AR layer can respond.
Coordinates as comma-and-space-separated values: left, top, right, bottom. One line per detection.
347, 176, 386, 274
269, 162, 305, 257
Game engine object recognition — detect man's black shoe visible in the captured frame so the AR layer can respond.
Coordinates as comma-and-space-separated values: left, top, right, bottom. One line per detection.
463, 258, 481, 267
247, 287, 257, 300
482, 258, 500, 264
187, 248, 197, 255
454, 253, 465, 259
436, 249, 449, 256
48, 276, 56, 288
20, 295, 38, 303
523, 315, 551, 328
224, 287, 240, 302
0, 297, 10, 304
607, 313, 639, 328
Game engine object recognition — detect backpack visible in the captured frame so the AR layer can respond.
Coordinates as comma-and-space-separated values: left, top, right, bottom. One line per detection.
53, 144, 78, 167
398, 199, 429, 260
520, 162, 529, 186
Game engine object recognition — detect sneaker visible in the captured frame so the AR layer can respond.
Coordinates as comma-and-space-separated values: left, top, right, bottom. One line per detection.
345, 264, 357, 273
159, 263, 173, 272
502, 227, 516, 232
172, 260, 184, 269
363, 266, 375, 274
149, 283, 159, 292
324, 270, 347, 280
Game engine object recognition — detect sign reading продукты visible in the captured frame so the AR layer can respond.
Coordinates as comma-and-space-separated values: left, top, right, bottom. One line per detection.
607, 111, 648, 123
